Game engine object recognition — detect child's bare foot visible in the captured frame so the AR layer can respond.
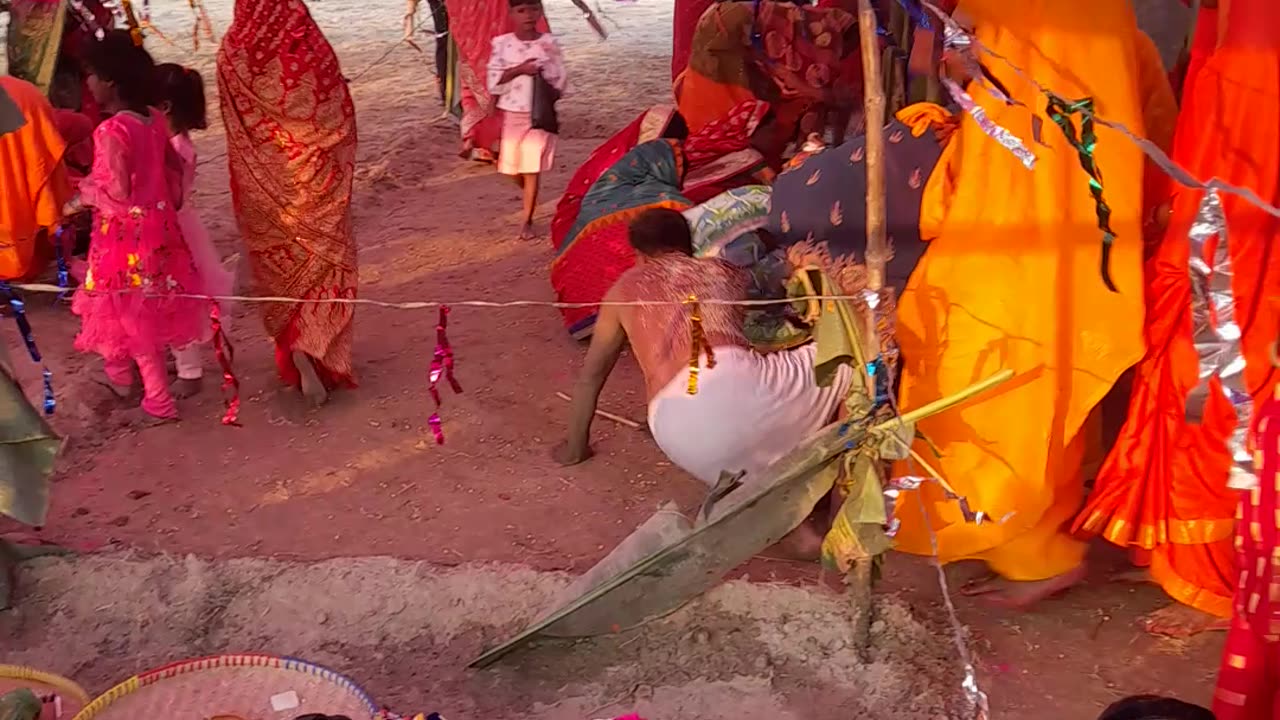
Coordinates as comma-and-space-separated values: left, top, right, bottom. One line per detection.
93, 373, 139, 402
117, 407, 180, 428
518, 222, 536, 240
170, 376, 203, 399
292, 350, 329, 407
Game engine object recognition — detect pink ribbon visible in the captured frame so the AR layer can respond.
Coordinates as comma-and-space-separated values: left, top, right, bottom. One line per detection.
428, 306, 463, 443
211, 304, 241, 426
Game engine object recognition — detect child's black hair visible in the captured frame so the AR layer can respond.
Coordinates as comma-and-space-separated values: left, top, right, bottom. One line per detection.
81, 29, 158, 113
629, 207, 694, 257
508, 0, 542, 7
155, 63, 209, 132
1098, 695, 1215, 720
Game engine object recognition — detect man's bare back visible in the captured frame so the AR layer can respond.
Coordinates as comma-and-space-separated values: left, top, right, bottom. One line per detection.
609, 254, 753, 400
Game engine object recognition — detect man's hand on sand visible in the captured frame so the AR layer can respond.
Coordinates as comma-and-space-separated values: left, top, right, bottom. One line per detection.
552, 441, 593, 466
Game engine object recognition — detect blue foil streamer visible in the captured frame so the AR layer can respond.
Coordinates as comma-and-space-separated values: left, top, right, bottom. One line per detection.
53, 226, 70, 298
0, 284, 55, 415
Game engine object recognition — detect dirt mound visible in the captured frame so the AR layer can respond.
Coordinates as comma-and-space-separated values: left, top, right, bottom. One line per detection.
2, 554, 965, 719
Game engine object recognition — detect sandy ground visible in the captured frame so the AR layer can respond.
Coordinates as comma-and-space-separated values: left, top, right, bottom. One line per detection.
0, 1, 1222, 718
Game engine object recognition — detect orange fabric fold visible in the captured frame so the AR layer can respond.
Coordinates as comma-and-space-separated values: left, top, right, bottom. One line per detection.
1074, 0, 1280, 618
893, 0, 1166, 581
0, 76, 70, 282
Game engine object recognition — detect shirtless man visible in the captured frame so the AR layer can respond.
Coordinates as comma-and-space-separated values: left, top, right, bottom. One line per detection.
554, 208, 850, 556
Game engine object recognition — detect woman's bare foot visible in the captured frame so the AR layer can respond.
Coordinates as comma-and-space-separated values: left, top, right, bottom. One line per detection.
292, 350, 329, 407
961, 564, 1087, 609
170, 376, 203, 399
1109, 567, 1153, 584
1140, 604, 1231, 638
518, 222, 536, 240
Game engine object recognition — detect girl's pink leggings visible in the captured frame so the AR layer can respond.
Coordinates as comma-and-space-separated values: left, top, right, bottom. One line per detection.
103, 351, 177, 419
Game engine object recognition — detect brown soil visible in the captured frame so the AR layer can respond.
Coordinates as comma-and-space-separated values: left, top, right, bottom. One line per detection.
0, 1, 1221, 718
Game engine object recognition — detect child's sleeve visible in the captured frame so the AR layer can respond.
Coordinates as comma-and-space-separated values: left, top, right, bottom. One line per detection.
487, 35, 512, 96
542, 36, 568, 94
78, 121, 133, 217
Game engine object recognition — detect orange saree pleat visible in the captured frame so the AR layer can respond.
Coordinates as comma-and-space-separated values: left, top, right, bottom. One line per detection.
1075, 0, 1280, 617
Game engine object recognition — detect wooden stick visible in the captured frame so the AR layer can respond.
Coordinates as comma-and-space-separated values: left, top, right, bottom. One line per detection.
554, 391, 643, 430
872, 368, 1014, 430
857, 0, 889, 293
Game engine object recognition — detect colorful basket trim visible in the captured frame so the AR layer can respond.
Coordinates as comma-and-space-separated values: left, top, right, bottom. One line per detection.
72, 654, 378, 720
0, 664, 91, 705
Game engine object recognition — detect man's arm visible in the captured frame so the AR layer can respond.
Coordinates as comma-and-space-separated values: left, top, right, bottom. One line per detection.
556, 301, 626, 465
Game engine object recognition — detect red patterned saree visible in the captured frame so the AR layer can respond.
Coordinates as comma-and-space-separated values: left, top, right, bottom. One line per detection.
217, 0, 359, 389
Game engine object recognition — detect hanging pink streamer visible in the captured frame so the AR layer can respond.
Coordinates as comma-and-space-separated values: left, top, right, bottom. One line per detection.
427, 306, 463, 443
210, 304, 241, 426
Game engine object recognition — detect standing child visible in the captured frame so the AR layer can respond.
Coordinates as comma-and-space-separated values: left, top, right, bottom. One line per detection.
68, 30, 208, 423
486, 0, 566, 240
155, 62, 235, 398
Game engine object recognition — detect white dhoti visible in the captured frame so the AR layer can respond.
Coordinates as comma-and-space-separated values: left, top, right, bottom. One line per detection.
647, 344, 852, 486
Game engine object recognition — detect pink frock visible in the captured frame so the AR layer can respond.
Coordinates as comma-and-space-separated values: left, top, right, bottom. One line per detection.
72, 110, 208, 362
170, 133, 234, 306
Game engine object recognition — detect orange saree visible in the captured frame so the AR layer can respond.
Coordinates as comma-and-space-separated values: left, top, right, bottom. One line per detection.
1074, 0, 1280, 619
891, 0, 1174, 581
0, 75, 70, 282
217, 0, 359, 389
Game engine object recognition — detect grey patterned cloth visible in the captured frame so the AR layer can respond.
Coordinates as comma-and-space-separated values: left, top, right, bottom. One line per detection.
0, 84, 27, 137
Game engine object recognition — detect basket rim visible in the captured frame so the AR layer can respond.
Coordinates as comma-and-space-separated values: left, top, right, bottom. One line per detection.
0, 663, 91, 705
71, 653, 379, 720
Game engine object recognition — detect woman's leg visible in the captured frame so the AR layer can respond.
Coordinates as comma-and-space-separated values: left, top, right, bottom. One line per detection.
292, 350, 329, 407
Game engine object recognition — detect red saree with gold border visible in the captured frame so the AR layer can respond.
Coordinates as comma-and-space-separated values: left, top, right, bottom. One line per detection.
217, 0, 359, 389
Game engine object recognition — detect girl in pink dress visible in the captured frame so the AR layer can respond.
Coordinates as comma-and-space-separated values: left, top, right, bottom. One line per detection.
68, 31, 208, 422
155, 63, 235, 399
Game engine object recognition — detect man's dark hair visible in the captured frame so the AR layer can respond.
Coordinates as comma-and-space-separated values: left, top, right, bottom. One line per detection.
1098, 695, 1215, 720
628, 207, 693, 257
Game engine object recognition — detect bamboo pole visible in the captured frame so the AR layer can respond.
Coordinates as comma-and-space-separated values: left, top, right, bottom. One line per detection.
857, 0, 889, 293
846, 0, 892, 655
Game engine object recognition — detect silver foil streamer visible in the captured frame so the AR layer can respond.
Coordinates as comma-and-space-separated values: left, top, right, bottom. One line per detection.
940, 78, 1037, 170
889, 475, 1014, 528
1185, 190, 1256, 490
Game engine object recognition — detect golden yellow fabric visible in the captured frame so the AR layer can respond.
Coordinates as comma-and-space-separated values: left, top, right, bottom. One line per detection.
893, 0, 1164, 581
0, 76, 70, 281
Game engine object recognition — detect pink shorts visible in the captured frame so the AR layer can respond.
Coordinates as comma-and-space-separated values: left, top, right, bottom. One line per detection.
497, 110, 557, 176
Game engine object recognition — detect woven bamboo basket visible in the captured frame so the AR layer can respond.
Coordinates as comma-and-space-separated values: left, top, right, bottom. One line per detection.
72, 654, 378, 720
0, 664, 90, 716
